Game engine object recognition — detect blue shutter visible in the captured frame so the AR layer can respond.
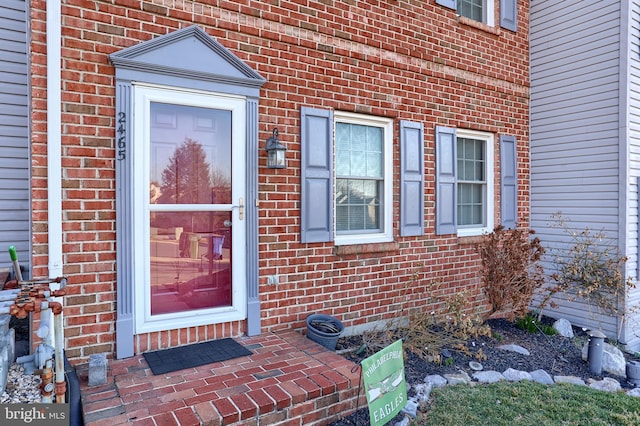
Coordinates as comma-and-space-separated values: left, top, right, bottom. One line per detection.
436, 0, 457, 10
500, 0, 517, 32
400, 121, 425, 237
500, 135, 517, 229
300, 107, 334, 243
436, 126, 457, 235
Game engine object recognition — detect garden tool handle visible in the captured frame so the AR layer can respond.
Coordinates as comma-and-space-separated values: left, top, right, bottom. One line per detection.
8, 245, 23, 281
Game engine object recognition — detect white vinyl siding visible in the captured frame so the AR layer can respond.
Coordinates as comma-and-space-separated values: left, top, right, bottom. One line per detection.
0, 0, 29, 273
531, 0, 623, 339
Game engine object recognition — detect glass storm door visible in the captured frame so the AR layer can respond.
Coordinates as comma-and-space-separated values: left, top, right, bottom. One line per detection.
133, 86, 246, 334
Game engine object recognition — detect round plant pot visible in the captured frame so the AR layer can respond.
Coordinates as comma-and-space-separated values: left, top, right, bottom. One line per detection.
306, 314, 344, 351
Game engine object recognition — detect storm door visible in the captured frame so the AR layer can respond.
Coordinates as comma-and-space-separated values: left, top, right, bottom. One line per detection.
133, 85, 246, 334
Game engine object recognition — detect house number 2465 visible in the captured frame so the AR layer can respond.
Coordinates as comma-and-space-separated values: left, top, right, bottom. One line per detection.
117, 112, 126, 160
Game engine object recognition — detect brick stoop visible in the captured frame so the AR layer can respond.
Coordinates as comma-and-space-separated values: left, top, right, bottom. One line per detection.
76, 331, 366, 425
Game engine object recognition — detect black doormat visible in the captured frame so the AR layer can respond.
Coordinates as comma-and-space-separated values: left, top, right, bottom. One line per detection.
143, 338, 252, 375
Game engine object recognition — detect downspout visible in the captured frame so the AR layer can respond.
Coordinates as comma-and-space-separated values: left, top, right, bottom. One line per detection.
617, 0, 631, 346
46, 0, 64, 350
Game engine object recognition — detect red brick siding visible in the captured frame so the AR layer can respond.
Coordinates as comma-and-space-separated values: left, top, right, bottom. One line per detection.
28, 0, 530, 361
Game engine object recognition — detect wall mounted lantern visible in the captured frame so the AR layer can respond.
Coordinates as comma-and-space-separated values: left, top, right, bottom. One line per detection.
265, 128, 287, 169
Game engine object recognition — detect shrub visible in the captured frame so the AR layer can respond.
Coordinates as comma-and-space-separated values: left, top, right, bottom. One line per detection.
475, 225, 546, 321
538, 213, 634, 324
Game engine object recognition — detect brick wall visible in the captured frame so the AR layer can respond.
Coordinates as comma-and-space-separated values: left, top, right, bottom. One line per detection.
29, 0, 529, 361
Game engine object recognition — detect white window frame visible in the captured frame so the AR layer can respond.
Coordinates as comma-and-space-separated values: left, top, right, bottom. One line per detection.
458, 0, 495, 27
333, 111, 393, 246
456, 129, 494, 237
132, 83, 247, 334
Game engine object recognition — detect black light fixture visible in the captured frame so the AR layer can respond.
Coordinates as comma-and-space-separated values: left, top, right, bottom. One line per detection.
265, 127, 287, 169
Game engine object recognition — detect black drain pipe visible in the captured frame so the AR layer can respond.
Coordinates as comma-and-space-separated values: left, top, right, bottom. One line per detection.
64, 353, 84, 426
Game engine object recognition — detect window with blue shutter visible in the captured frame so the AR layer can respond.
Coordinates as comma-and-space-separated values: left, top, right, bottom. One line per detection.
300, 107, 334, 243
436, 127, 496, 237
400, 121, 425, 237
500, 135, 517, 229
300, 108, 395, 245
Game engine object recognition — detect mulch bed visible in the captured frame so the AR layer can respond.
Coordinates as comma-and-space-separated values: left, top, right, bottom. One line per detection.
329, 316, 636, 426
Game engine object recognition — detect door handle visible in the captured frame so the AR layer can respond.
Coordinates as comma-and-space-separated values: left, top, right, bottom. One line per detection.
233, 197, 244, 221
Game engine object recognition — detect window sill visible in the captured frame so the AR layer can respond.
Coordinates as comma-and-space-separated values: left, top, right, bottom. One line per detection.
334, 241, 400, 256
457, 15, 501, 36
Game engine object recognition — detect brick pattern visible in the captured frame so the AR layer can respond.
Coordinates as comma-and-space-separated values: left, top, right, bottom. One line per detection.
77, 332, 364, 425
27, 0, 530, 360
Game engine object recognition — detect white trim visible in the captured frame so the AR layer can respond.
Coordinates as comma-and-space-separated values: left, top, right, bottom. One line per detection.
456, 129, 495, 237
333, 111, 394, 246
132, 84, 247, 334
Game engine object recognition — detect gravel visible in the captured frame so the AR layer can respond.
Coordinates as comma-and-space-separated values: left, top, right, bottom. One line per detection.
329, 317, 634, 426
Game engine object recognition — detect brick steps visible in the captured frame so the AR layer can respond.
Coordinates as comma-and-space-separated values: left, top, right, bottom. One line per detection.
77, 332, 365, 425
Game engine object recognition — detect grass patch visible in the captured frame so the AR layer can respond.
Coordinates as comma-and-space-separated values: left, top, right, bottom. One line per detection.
419, 381, 640, 425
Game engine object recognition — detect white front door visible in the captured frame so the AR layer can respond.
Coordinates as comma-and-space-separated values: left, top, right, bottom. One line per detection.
132, 85, 246, 334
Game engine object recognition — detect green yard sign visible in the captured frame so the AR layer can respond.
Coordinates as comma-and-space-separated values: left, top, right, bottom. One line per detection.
361, 339, 407, 426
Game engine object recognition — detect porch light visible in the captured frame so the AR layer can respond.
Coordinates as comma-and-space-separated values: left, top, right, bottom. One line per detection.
265, 128, 286, 169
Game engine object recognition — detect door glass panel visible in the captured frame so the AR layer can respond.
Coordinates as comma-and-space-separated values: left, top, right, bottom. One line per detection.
149, 102, 232, 316
150, 103, 232, 205
149, 212, 232, 315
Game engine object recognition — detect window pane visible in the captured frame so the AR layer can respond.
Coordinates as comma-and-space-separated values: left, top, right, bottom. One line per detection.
351, 150, 366, 176
457, 134, 486, 227
335, 119, 385, 235
457, 182, 484, 226
336, 149, 350, 175
336, 179, 380, 232
150, 103, 232, 205
459, 0, 484, 22
149, 211, 232, 315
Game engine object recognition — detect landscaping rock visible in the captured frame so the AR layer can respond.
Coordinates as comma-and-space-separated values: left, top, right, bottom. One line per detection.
626, 388, 640, 398
444, 371, 471, 385
530, 369, 554, 385
552, 318, 574, 338
554, 375, 586, 386
497, 344, 530, 356
588, 377, 621, 393
424, 374, 447, 388
472, 370, 504, 383
503, 368, 532, 382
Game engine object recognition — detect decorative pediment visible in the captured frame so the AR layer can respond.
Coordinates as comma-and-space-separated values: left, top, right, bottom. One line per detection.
110, 25, 265, 88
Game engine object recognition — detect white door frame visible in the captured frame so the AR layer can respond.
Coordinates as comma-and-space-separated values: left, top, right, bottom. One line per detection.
132, 84, 247, 334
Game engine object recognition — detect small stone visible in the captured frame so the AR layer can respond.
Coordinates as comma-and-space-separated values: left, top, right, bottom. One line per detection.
503, 368, 532, 382
554, 375, 586, 386
469, 361, 483, 371
472, 370, 504, 383
394, 417, 410, 426
588, 377, 621, 393
424, 374, 447, 388
497, 344, 530, 356
530, 369, 554, 385
401, 399, 419, 418
412, 383, 432, 403
444, 371, 471, 385
626, 388, 640, 398
552, 318, 574, 338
